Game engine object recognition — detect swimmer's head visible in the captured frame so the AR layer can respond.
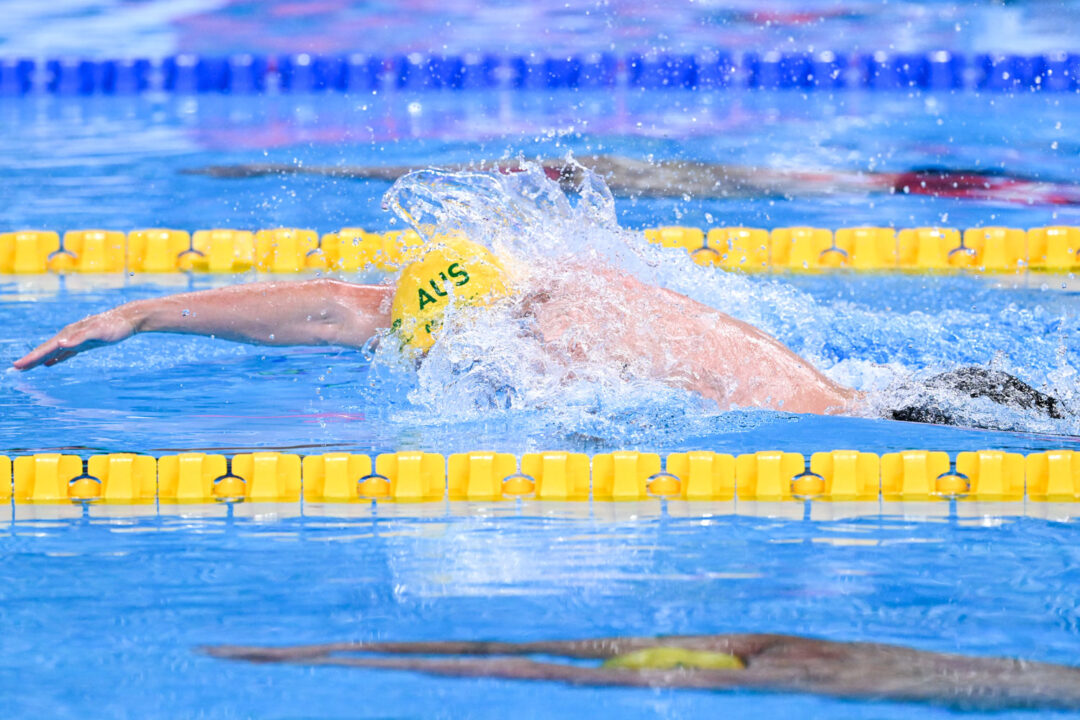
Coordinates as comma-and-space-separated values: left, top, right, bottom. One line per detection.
390, 237, 509, 352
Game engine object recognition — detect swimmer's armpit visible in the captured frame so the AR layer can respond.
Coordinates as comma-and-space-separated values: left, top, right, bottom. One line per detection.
204, 633, 1080, 711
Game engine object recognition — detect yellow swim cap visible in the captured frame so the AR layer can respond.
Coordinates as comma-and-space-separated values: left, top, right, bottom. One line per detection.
602, 647, 745, 671
390, 238, 509, 351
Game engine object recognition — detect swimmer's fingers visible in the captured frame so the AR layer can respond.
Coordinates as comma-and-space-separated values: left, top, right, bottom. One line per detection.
13, 312, 135, 371
12, 335, 69, 370
14, 332, 94, 370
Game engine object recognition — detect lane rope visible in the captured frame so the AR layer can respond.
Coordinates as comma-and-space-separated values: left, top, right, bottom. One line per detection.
1, 225, 1076, 274
1, 51, 1078, 95
2, 448, 1077, 504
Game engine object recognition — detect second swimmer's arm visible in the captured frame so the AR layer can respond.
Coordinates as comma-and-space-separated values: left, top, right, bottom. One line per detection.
13, 279, 393, 370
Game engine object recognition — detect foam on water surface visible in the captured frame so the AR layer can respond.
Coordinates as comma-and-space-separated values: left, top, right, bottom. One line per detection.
377, 161, 1080, 439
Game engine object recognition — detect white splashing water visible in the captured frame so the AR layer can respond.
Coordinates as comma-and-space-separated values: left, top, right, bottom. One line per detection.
372, 159, 1078, 437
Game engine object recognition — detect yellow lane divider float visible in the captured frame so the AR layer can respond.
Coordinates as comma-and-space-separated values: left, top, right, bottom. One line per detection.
0, 225, 1077, 275
1, 449, 1077, 505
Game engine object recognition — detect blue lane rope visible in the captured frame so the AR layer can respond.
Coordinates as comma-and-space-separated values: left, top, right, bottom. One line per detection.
0, 51, 1078, 95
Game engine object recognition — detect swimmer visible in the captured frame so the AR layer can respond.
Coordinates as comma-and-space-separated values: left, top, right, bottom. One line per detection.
204, 633, 1080, 711
10, 238, 1067, 427
186, 154, 1080, 205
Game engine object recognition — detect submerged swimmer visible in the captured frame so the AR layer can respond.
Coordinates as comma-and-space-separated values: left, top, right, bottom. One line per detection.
205, 633, 1080, 711
10, 238, 1067, 427
186, 154, 1080, 206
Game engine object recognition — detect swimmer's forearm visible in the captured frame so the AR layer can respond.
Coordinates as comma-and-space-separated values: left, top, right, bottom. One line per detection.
125, 279, 392, 346
13, 279, 393, 370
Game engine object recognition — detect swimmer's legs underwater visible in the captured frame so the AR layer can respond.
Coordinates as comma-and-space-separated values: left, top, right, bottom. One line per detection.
205, 633, 1080, 711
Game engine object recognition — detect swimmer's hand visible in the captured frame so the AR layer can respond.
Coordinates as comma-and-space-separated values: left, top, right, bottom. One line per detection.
13, 308, 138, 370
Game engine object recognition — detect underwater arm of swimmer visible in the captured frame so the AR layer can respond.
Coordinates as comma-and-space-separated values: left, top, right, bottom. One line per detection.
12, 279, 393, 370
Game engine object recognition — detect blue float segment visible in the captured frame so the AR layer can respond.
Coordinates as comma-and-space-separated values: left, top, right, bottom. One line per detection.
629, 53, 698, 88
1010, 55, 1048, 90
343, 54, 382, 92
810, 51, 846, 88
859, 53, 934, 90
101, 59, 150, 93
460, 53, 498, 89
224, 54, 266, 93
744, 52, 777, 88
544, 57, 582, 88
509, 55, 587, 89
46, 59, 102, 94
746, 52, 814, 89
696, 51, 736, 88
578, 52, 618, 88
1044, 52, 1080, 91
163, 55, 227, 93
926, 51, 965, 90
0, 58, 33, 95
780, 53, 814, 88
978, 54, 1048, 91
279, 54, 347, 92
395, 55, 466, 90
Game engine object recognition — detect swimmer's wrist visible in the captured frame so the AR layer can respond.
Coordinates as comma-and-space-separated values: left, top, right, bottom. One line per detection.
117, 301, 149, 336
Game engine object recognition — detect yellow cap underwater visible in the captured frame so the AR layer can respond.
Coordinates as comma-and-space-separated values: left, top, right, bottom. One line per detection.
390, 237, 509, 352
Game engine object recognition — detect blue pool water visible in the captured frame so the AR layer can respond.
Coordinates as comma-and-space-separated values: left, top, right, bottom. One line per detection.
5, 512, 1080, 719
2, 2, 1080, 718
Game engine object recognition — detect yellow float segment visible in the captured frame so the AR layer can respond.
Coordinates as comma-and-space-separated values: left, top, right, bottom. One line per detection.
960, 227, 1026, 272
592, 451, 662, 501
520, 451, 590, 501
61, 230, 126, 272
254, 228, 319, 273
834, 227, 898, 270
158, 453, 229, 502
665, 451, 735, 501
880, 450, 951, 501
645, 226, 706, 252
0, 231, 61, 273
809, 450, 880, 501
896, 227, 963, 269
955, 450, 1025, 501
735, 451, 805, 501
447, 451, 519, 501
0, 455, 11, 500
1025, 450, 1080, 502
704, 227, 769, 270
189, 229, 256, 272
1027, 226, 1080, 270
302, 453, 373, 501
13, 454, 84, 503
373, 451, 446, 502
231, 452, 302, 501
86, 453, 157, 503
770, 227, 834, 269
127, 229, 192, 272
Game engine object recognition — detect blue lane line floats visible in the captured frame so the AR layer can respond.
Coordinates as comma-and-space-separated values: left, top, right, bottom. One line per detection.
0, 51, 1079, 95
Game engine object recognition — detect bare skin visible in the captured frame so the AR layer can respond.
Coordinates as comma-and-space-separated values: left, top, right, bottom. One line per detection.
184, 154, 1080, 205
203, 633, 1080, 711
11, 275, 858, 416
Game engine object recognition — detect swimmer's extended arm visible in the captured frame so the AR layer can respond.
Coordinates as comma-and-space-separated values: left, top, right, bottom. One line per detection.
205, 634, 1080, 710
12, 279, 393, 370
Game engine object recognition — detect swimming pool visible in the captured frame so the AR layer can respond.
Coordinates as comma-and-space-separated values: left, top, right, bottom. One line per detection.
2, 2, 1080, 718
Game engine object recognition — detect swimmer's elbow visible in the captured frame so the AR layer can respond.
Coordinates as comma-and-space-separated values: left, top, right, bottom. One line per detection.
312, 279, 387, 348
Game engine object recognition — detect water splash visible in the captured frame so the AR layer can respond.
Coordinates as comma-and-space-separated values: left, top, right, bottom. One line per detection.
375, 159, 1079, 437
